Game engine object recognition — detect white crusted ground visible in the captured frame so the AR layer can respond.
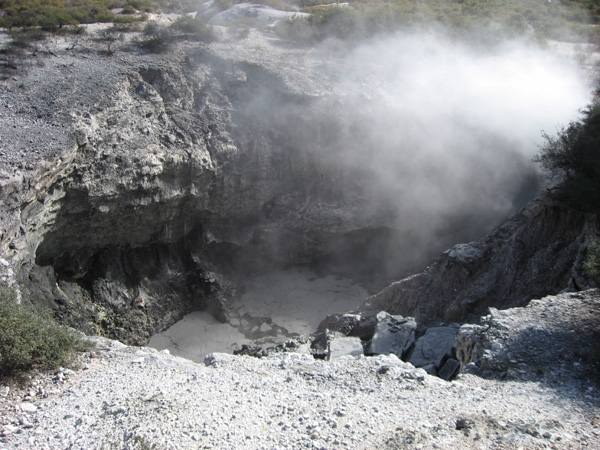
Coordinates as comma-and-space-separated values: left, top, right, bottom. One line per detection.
0, 334, 599, 450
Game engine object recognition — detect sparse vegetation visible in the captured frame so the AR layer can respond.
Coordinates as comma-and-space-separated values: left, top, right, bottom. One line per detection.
534, 90, 600, 212
0, 283, 91, 379
1, 0, 597, 47
0, 0, 211, 30
170, 14, 216, 42
136, 22, 171, 52
0, 26, 47, 78
584, 238, 600, 284
136, 15, 214, 52
0, 1, 148, 30
96, 25, 125, 54
274, 0, 599, 45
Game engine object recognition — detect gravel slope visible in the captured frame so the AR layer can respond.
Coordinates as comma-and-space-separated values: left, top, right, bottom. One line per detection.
1, 335, 599, 450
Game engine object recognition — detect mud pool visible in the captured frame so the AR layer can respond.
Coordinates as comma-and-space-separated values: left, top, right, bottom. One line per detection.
148, 268, 369, 362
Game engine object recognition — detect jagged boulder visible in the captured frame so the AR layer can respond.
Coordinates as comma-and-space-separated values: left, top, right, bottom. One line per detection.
318, 313, 361, 335
408, 326, 459, 373
317, 312, 383, 343
367, 312, 416, 359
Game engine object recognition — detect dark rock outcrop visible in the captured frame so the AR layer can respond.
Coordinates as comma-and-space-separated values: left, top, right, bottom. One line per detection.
358, 194, 600, 325
366, 312, 416, 360
408, 326, 459, 374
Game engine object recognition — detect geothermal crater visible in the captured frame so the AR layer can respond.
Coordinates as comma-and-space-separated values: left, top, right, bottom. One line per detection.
0, 19, 591, 356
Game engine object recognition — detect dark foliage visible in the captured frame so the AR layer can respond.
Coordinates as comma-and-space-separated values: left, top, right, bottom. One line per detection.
535, 93, 600, 212
169, 14, 215, 42
0, 284, 91, 378
136, 21, 174, 52
584, 238, 600, 284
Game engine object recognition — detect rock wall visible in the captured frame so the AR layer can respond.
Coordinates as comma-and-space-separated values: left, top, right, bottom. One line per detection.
0, 36, 413, 344
357, 193, 600, 325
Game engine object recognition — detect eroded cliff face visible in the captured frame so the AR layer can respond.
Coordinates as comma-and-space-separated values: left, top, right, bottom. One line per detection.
0, 31, 422, 344
0, 23, 586, 345
354, 194, 600, 326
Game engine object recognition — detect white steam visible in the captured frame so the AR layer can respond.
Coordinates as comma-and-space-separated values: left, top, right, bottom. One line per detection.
348, 35, 589, 149
333, 34, 589, 215
307, 32, 592, 275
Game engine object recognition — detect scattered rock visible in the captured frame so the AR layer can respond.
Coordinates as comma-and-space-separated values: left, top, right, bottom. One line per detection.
204, 352, 236, 367
1, 424, 18, 436
455, 417, 476, 435
408, 326, 458, 370
327, 337, 364, 360
457, 290, 600, 382
18, 402, 38, 413
367, 312, 416, 359
1, 333, 598, 449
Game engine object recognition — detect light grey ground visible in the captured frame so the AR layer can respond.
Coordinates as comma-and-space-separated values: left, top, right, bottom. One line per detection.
0, 335, 599, 450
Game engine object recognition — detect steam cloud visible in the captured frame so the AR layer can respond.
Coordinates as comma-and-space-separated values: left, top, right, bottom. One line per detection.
237, 30, 593, 281
315, 33, 591, 277
352, 37, 587, 210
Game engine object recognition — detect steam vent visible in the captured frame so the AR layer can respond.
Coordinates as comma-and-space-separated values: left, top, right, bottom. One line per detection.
1, 2, 600, 448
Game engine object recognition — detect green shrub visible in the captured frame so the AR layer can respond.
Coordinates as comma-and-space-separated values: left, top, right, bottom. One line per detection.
126, 0, 154, 13
137, 16, 215, 51
272, 0, 599, 45
96, 26, 125, 54
112, 13, 146, 23
153, 0, 204, 13
37, 6, 79, 31
0, 27, 48, 78
9, 27, 46, 45
274, 15, 316, 44
121, 4, 137, 14
0, 0, 596, 43
0, 284, 91, 378
170, 15, 216, 42
584, 239, 600, 284
534, 97, 600, 212
0, 0, 154, 29
137, 22, 175, 52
